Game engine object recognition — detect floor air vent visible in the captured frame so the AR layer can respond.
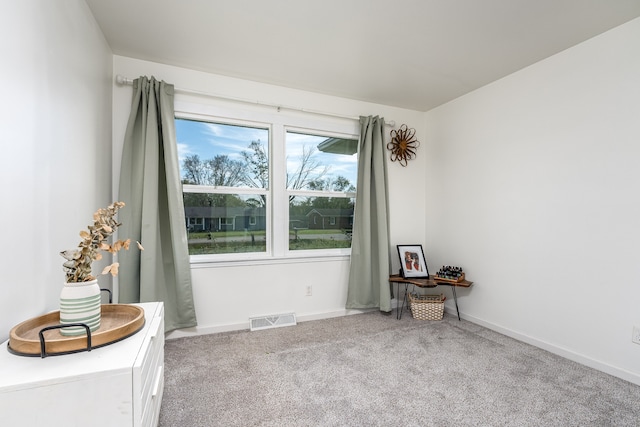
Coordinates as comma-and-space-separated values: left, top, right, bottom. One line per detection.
250, 312, 297, 331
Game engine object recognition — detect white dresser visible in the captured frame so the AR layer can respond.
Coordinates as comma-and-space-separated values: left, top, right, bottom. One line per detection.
0, 302, 164, 427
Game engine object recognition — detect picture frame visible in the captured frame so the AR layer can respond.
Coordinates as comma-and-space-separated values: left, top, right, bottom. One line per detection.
397, 244, 429, 278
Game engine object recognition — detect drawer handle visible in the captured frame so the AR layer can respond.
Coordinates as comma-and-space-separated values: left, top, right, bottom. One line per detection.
149, 316, 162, 339
152, 365, 164, 397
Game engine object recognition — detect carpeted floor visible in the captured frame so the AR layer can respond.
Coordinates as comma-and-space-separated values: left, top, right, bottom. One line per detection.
159, 310, 640, 426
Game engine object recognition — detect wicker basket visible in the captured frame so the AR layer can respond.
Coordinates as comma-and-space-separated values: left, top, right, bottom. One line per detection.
409, 293, 446, 320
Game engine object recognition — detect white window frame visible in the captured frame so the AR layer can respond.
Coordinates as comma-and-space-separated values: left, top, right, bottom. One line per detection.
175, 98, 359, 266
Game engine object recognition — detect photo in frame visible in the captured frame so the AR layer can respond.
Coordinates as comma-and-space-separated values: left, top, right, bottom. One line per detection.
397, 244, 429, 278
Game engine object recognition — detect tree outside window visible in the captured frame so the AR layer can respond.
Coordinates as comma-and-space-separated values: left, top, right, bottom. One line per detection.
176, 117, 358, 257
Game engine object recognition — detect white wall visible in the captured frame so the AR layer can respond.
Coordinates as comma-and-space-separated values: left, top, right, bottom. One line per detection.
112, 56, 427, 336
0, 1, 113, 342
424, 18, 640, 384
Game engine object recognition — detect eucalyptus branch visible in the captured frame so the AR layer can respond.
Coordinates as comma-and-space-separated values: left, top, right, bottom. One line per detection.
60, 201, 143, 283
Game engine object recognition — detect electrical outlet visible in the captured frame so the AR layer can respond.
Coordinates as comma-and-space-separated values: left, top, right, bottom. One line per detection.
633, 326, 640, 345
305, 285, 312, 296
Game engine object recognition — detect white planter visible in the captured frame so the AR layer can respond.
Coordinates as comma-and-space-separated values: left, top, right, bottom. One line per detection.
59, 279, 101, 336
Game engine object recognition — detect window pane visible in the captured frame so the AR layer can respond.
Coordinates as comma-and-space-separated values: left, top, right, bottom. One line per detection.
286, 131, 357, 192
176, 118, 269, 189
184, 193, 267, 255
289, 196, 354, 251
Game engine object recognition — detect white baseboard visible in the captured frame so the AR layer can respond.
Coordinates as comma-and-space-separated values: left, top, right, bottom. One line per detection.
165, 322, 247, 339
453, 308, 640, 387
165, 307, 378, 340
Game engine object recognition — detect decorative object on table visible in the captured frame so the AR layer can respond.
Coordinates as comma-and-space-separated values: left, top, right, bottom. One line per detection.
59, 201, 143, 336
434, 265, 465, 283
8, 304, 145, 357
58, 279, 101, 335
409, 293, 446, 320
396, 244, 429, 278
387, 124, 419, 166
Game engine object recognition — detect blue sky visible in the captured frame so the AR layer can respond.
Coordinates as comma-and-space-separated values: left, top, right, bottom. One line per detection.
175, 119, 267, 165
176, 119, 358, 188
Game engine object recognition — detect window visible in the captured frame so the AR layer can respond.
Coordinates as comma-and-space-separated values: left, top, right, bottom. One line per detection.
177, 119, 269, 256
175, 106, 359, 261
286, 130, 356, 251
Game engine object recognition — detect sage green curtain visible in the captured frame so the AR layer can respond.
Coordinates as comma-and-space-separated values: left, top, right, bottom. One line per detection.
346, 116, 391, 312
118, 76, 197, 332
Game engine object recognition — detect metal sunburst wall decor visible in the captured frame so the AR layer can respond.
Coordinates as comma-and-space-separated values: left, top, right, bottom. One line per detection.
387, 124, 419, 166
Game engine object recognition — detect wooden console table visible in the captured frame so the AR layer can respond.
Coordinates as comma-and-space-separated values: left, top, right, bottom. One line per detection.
389, 275, 473, 321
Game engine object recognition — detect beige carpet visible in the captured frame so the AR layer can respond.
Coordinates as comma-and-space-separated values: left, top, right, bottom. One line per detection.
159, 310, 640, 426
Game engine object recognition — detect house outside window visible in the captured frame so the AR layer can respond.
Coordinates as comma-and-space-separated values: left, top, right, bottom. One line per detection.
175, 106, 358, 261
187, 217, 204, 231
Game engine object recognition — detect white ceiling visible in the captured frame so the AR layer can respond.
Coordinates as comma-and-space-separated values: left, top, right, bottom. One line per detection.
85, 0, 640, 112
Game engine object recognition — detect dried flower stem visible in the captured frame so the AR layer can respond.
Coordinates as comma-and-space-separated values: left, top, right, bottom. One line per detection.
60, 201, 142, 283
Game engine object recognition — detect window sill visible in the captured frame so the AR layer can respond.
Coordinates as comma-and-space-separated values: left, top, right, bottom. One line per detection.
189, 252, 351, 269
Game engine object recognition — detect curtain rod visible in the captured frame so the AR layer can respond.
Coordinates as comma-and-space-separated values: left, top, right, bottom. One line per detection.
115, 75, 395, 127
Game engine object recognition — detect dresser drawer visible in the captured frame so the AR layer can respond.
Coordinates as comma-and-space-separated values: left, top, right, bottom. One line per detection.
140, 317, 164, 426
140, 315, 163, 394
142, 359, 164, 427
133, 304, 165, 427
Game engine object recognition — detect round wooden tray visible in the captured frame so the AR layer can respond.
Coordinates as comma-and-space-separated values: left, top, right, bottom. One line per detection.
8, 304, 145, 357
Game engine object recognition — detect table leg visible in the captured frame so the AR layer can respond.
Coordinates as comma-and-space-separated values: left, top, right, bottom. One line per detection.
396, 282, 401, 319
398, 283, 410, 320
451, 285, 460, 321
